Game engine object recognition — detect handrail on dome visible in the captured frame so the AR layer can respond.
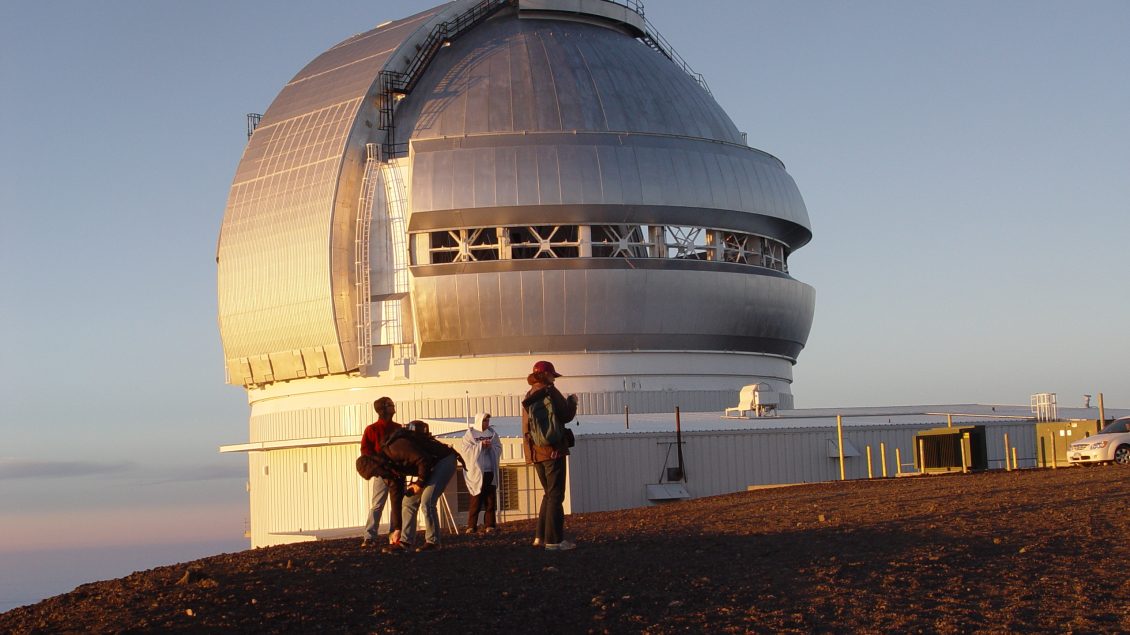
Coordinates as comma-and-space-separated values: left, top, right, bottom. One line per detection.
637, 17, 712, 96
378, 0, 516, 159
376, 0, 711, 160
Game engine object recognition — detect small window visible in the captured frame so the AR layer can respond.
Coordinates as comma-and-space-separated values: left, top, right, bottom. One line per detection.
592, 224, 650, 258
454, 471, 470, 512
498, 466, 519, 511
508, 226, 580, 259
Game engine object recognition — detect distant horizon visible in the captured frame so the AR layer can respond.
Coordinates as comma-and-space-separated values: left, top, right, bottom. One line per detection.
0, 538, 249, 614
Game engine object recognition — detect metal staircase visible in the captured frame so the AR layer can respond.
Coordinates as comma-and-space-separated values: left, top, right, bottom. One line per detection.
378, 0, 515, 159
354, 144, 379, 368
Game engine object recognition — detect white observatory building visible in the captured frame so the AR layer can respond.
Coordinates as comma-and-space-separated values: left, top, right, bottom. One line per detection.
218, 0, 815, 547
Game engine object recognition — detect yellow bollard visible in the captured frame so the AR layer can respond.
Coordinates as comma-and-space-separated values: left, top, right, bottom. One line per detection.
1050, 432, 1057, 469
836, 414, 846, 481
960, 432, 968, 474
895, 447, 902, 476
880, 442, 888, 478
1012, 446, 1018, 470
1003, 433, 1011, 471
866, 445, 873, 479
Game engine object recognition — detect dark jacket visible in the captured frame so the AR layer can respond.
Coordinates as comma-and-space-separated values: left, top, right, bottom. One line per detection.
382, 428, 456, 482
521, 375, 577, 464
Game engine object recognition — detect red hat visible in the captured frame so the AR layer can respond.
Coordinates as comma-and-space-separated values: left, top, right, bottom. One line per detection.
532, 360, 562, 377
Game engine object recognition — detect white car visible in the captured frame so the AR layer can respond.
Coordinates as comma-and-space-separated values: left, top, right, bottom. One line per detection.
1067, 417, 1130, 465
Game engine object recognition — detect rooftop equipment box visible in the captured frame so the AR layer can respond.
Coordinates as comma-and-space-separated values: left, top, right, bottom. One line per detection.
914, 425, 987, 473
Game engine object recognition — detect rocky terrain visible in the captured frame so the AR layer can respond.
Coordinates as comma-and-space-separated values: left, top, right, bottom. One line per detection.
2, 465, 1127, 633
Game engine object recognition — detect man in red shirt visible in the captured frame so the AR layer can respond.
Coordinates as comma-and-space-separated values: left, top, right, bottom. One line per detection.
361, 397, 403, 549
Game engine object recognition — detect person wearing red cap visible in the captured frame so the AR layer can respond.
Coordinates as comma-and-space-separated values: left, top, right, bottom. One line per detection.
521, 360, 578, 550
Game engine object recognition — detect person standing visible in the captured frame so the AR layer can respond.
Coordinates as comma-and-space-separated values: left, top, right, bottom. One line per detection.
360, 397, 403, 550
383, 420, 459, 552
521, 360, 578, 551
460, 412, 502, 533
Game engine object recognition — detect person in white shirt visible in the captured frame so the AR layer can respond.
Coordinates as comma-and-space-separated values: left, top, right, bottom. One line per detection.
460, 412, 502, 533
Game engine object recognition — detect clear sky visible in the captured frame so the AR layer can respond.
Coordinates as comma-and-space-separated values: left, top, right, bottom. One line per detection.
1, 0, 1128, 608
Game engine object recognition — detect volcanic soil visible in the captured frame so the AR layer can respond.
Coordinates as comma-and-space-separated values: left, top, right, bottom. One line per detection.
2, 465, 1127, 634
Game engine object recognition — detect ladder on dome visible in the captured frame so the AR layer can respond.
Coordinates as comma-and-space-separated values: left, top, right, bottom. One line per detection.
354, 144, 379, 368
375, 0, 712, 159
354, 145, 417, 369
636, 17, 711, 95
378, 0, 515, 159
382, 160, 415, 366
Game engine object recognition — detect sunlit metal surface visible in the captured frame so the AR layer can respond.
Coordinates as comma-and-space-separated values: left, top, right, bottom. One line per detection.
218, 0, 821, 548
217, 6, 452, 385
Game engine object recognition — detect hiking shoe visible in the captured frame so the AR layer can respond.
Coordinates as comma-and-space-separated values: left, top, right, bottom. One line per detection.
360, 538, 377, 549
464, 526, 477, 534
531, 538, 542, 548
382, 541, 409, 554
544, 540, 576, 551
416, 542, 439, 553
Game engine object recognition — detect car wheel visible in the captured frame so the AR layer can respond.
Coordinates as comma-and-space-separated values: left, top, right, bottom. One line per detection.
1115, 445, 1130, 465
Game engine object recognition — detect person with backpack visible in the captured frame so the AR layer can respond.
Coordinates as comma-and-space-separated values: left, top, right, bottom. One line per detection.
383, 420, 458, 552
359, 397, 405, 551
521, 360, 578, 551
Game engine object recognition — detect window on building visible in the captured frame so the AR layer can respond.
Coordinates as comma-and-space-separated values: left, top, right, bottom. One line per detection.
419, 225, 788, 271
507, 225, 580, 259
664, 226, 712, 260
591, 224, 651, 258
454, 467, 519, 512
498, 466, 519, 511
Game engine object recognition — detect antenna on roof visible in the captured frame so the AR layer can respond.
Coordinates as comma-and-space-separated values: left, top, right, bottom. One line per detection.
246, 113, 262, 140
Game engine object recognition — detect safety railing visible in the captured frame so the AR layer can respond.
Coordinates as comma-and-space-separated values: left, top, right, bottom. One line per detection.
379, 0, 514, 159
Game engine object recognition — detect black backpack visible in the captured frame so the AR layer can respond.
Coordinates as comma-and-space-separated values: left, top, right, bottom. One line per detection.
355, 451, 400, 480
524, 391, 564, 447
385, 427, 454, 465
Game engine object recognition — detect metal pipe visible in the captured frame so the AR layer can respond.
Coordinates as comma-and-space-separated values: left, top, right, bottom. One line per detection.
675, 406, 686, 482
624, 405, 629, 430
1003, 433, 1011, 471
960, 432, 968, 474
836, 414, 846, 481
1050, 432, 1057, 469
1098, 393, 1105, 434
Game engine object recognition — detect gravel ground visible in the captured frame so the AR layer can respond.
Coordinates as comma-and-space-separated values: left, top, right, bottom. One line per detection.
2, 465, 1127, 634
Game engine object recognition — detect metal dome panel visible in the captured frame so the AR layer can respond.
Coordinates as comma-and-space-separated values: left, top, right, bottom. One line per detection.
217, 7, 448, 385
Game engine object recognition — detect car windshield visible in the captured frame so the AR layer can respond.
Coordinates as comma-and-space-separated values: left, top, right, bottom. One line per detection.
1098, 419, 1130, 435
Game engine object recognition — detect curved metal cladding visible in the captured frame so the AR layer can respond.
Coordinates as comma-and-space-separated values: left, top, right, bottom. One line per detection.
216, 6, 450, 386
398, 13, 815, 361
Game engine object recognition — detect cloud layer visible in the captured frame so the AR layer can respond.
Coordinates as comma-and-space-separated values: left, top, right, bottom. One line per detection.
0, 458, 132, 480
0, 458, 244, 483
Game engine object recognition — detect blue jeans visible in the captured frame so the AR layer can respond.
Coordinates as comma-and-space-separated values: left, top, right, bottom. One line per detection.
364, 476, 390, 541
402, 454, 457, 545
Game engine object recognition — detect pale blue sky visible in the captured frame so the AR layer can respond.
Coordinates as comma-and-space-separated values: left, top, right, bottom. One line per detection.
1, 0, 1128, 607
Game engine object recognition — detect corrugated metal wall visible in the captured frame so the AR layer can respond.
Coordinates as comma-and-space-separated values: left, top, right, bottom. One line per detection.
249, 392, 775, 443
247, 445, 370, 546
250, 403, 368, 442
568, 421, 1040, 513
243, 396, 1045, 547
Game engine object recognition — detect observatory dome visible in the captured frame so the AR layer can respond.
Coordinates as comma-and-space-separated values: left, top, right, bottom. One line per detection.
218, 0, 816, 547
